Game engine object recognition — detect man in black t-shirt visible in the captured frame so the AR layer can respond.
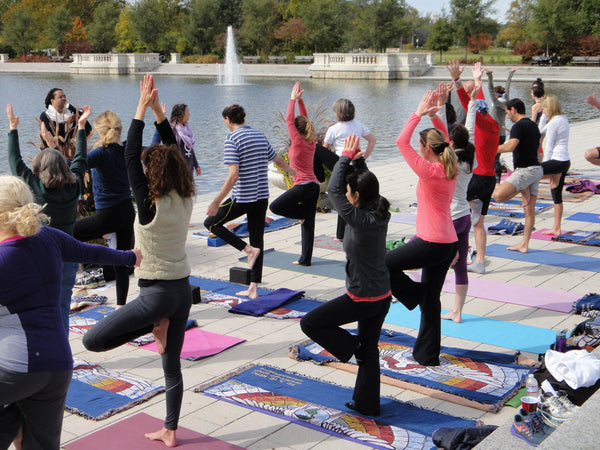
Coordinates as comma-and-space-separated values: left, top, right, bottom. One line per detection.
493, 98, 543, 253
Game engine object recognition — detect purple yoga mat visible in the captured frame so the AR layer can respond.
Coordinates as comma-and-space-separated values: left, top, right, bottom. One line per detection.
63, 412, 244, 449
410, 272, 576, 313
140, 328, 245, 360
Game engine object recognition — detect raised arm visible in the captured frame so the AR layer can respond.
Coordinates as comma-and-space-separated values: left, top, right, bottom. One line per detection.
70, 105, 91, 180
587, 93, 600, 111
6, 104, 37, 185
505, 68, 516, 100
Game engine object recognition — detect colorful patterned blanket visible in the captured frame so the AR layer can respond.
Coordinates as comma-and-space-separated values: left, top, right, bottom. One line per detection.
293, 329, 531, 412
195, 364, 477, 450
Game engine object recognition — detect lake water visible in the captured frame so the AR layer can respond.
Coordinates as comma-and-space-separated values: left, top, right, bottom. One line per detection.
1, 73, 597, 194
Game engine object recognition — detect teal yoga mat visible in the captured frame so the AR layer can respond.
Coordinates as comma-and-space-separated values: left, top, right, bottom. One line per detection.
385, 304, 555, 353
242, 250, 345, 279
486, 243, 600, 272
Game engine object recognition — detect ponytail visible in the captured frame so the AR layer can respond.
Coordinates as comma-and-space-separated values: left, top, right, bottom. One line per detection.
375, 195, 390, 220
438, 146, 457, 180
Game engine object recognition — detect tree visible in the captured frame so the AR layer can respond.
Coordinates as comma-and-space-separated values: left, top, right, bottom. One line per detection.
114, 8, 140, 52
46, 5, 71, 56
527, 0, 577, 55
2, 7, 38, 56
239, 0, 280, 55
450, 0, 494, 60
354, 0, 408, 52
297, 0, 348, 53
185, 0, 222, 55
87, 1, 123, 52
129, 0, 163, 52
274, 18, 310, 54
428, 16, 454, 62
63, 16, 93, 54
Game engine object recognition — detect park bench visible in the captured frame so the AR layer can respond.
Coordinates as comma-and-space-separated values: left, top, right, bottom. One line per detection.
267, 56, 287, 64
293, 56, 314, 64
530, 56, 550, 66
572, 56, 600, 66
50, 56, 65, 63
242, 56, 261, 63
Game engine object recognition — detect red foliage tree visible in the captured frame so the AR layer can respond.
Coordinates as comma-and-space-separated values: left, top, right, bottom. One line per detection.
467, 33, 492, 54
63, 17, 93, 55
512, 40, 543, 62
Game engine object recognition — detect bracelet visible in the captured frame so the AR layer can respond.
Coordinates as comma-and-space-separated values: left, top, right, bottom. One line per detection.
452, 78, 460, 83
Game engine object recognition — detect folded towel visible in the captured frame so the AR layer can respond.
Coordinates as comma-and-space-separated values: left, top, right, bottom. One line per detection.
229, 288, 304, 317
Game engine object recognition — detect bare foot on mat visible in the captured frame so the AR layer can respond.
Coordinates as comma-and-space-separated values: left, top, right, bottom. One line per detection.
507, 243, 528, 253
542, 228, 561, 236
145, 427, 177, 447
236, 282, 258, 299
441, 311, 462, 323
152, 318, 169, 354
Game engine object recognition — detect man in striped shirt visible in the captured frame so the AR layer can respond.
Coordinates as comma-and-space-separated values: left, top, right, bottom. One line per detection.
205, 104, 294, 298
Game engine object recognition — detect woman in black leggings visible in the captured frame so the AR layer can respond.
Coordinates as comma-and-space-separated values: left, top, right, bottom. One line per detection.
74, 110, 134, 307
83, 75, 195, 447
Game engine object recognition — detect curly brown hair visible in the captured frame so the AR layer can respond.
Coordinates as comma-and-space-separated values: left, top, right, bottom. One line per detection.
141, 144, 195, 203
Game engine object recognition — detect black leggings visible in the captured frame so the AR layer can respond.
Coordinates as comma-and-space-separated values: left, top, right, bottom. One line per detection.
300, 294, 391, 412
83, 277, 192, 430
74, 199, 135, 305
542, 159, 570, 204
385, 237, 457, 366
0, 368, 72, 449
204, 198, 268, 283
270, 182, 320, 265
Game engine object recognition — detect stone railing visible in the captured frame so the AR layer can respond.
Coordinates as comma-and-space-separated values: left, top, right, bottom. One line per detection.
0, 54, 9, 63
70, 53, 161, 74
310, 52, 434, 80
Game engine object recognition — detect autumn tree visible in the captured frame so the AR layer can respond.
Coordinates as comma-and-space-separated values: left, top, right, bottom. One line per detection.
450, 0, 493, 60
46, 5, 71, 56
274, 18, 310, 54
63, 16, 93, 54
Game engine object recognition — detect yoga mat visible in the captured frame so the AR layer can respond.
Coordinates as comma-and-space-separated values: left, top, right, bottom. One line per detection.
293, 329, 531, 412
140, 328, 245, 360
189, 276, 322, 317
485, 243, 600, 272
62, 412, 244, 449
487, 199, 553, 218
531, 229, 555, 241
66, 359, 164, 420
298, 234, 344, 251
385, 303, 555, 353
192, 215, 299, 239
566, 212, 600, 223
195, 364, 476, 450
242, 250, 346, 280
390, 212, 417, 225
412, 272, 576, 313
532, 229, 600, 247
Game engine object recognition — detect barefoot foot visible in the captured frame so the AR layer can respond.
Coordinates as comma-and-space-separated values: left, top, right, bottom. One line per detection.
236, 282, 258, 299
152, 318, 169, 354
245, 245, 261, 270
542, 228, 561, 236
441, 311, 462, 323
507, 243, 528, 253
145, 427, 177, 448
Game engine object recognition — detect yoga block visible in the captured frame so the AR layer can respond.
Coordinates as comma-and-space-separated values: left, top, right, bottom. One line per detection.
191, 285, 201, 304
230, 267, 251, 285
207, 236, 226, 247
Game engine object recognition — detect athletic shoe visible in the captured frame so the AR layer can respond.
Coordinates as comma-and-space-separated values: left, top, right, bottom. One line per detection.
511, 413, 553, 446
75, 272, 98, 289
466, 246, 474, 265
90, 269, 106, 287
467, 259, 486, 274
519, 409, 555, 435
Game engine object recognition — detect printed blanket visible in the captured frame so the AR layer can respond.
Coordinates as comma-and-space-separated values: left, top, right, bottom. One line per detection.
66, 358, 164, 420
293, 329, 530, 412
195, 364, 477, 450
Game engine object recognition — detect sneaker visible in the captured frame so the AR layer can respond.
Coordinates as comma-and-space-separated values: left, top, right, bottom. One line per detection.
467, 259, 486, 274
538, 391, 578, 423
75, 272, 98, 289
466, 246, 474, 265
519, 409, 555, 435
511, 413, 553, 446
90, 269, 106, 287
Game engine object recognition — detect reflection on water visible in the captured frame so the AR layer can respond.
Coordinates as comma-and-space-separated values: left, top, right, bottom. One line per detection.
0, 73, 597, 194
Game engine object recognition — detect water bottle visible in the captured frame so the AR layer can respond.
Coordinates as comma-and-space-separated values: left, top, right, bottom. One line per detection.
526, 373, 539, 398
555, 329, 568, 353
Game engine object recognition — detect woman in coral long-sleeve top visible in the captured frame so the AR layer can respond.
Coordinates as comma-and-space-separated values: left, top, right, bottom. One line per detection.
385, 90, 458, 366
269, 82, 319, 265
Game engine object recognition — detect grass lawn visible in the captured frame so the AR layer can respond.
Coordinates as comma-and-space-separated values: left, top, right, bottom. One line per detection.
413, 47, 523, 65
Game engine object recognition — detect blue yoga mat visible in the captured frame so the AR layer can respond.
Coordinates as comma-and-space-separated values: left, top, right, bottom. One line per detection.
566, 212, 600, 223
486, 243, 600, 272
242, 250, 346, 280
385, 303, 555, 353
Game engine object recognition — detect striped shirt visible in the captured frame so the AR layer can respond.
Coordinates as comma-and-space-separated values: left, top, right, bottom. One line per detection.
224, 125, 276, 203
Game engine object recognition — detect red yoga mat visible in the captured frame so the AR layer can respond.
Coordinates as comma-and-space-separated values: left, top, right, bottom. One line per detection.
63, 412, 244, 449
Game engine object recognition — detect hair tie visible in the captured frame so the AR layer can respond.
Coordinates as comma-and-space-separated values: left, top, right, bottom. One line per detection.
433, 142, 449, 155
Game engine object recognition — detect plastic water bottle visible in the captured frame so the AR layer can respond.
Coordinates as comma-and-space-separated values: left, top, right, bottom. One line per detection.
526, 374, 539, 398
555, 329, 568, 353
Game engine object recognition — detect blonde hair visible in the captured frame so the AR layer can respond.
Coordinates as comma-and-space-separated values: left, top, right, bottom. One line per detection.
420, 128, 457, 180
94, 110, 122, 147
543, 95, 563, 121
294, 115, 316, 143
0, 176, 48, 237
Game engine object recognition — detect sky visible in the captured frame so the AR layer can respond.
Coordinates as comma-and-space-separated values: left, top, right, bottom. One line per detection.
406, 0, 514, 23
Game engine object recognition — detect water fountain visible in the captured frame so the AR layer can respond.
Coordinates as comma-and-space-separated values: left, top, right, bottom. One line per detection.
217, 26, 244, 85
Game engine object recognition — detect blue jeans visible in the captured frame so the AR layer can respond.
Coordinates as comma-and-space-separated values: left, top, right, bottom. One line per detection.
59, 262, 78, 335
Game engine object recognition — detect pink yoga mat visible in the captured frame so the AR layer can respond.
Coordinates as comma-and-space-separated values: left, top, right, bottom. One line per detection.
63, 412, 244, 449
531, 229, 556, 241
141, 328, 245, 360
410, 273, 576, 313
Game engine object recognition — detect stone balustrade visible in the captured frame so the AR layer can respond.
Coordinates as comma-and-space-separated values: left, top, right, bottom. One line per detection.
70, 53, 161, 74
310, 52, 434, 80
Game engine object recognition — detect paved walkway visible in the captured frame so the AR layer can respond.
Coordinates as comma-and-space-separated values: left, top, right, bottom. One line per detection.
15, 116, 600, 449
